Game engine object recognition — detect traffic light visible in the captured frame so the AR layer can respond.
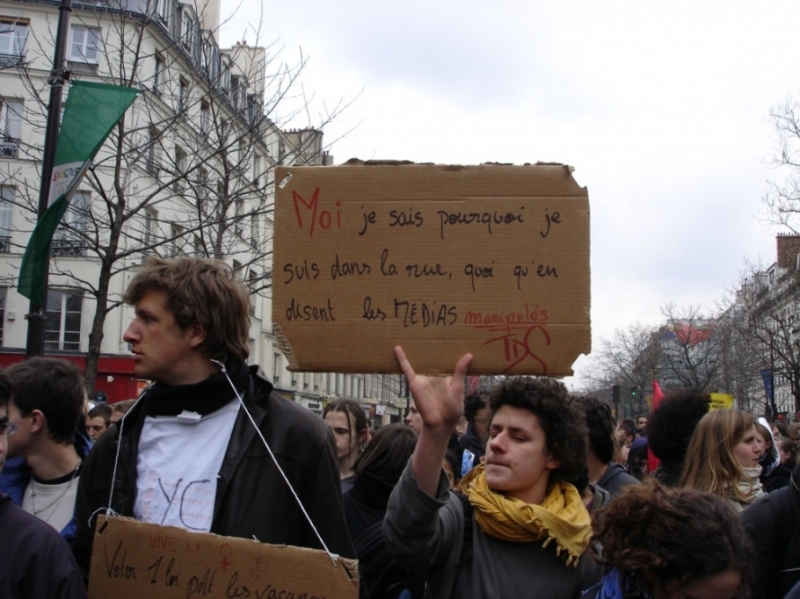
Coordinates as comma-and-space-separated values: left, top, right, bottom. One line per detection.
612, 384, 620, 404
630, 385, 638, 397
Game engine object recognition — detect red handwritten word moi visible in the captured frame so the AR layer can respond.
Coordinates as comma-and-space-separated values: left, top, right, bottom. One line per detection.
476, 322, 551, 374
292, 187, 341, 238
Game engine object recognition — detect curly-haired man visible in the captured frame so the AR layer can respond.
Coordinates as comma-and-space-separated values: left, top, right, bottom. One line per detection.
384, 347, 602, 598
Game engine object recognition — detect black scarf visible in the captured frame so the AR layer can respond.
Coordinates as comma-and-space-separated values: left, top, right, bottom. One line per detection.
142, 358, 251, 417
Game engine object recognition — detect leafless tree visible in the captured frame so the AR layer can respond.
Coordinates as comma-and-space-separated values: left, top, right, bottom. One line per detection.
763, 96, 800, 232
734, 265, 800, 415
581, 322, 661, 418
0, 0, 352, 393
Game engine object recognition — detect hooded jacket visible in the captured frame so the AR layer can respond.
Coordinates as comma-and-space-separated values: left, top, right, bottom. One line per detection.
73, 366, 355, 579
758, 417, 781, 477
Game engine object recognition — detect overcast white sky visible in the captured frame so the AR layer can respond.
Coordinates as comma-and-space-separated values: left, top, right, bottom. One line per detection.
220, 2, 800, 384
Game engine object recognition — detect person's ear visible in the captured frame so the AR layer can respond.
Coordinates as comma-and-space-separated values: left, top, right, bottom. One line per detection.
29, 409, 46, 434
544, 451, 561, 472
188, 321, 207, 349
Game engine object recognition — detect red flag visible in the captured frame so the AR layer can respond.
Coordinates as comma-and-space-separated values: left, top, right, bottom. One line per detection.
647, 380, 665, 472
653, 380, 665, 405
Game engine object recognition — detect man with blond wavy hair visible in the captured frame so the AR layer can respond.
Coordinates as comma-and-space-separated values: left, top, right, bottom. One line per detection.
74, 257, 354, 578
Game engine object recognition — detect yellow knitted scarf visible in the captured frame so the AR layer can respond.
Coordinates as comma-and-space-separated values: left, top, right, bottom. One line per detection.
460, 465, 593, 567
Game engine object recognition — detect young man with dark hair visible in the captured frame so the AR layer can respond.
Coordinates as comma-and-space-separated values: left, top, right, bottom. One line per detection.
576, 395, 638, 496
384, 348, 602, 598
85, 404, 111, 441
0, 357, 91, 544
616, 418, 636, 462
74, 257, 354, 578
0, 368, 87, 598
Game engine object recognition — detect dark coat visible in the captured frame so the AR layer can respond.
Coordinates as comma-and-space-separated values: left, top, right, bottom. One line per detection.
73, 367, 355, 579
458, 426, 485, 462
762, 462, 792, 493
0, 491, 86, 598
344, 472, 425, 599
596, 463, 639, 497
740, 468, 800, 599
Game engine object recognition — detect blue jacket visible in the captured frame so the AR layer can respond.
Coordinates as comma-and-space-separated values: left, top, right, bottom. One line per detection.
0, 431, 92, 545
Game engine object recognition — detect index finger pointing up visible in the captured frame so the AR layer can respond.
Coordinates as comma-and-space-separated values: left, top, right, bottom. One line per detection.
394, 346, 416, 381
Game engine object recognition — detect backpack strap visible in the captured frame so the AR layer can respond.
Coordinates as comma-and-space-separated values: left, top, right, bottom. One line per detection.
454, 492, 474, 566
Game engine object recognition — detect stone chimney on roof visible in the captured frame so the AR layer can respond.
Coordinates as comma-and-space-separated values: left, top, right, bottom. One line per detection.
777, 233, 800, 270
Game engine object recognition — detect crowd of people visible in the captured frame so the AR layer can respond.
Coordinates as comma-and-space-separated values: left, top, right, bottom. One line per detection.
0, 255, 795, 598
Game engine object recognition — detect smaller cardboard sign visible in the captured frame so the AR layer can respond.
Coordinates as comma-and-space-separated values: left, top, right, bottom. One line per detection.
708, 393, 735, 411
88, 517, 359, 599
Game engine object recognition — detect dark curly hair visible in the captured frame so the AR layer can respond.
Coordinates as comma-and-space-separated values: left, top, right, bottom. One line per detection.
490, 377, 587, 483
647, 390, 710, 464
463, 391, 489, 424
593, 481, 754, 598
575, 395, 616, 464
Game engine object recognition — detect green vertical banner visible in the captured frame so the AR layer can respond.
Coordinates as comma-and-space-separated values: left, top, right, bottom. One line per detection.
18, 81, 139, 304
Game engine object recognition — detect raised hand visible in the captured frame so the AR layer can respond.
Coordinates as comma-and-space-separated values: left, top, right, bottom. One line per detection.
395, 346, 473, 497
395, 346, 473, 431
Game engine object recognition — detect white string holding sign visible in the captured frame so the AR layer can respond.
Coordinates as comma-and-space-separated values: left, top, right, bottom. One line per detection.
89, 361, 340, 567
213, 359, 339, 566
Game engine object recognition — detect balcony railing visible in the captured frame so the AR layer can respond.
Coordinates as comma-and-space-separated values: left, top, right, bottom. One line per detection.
0, 236, 10, 253
51, 238, 86, 256
67, 60, 98, 75
0, 53, 23, 68
1, 140, 18, 158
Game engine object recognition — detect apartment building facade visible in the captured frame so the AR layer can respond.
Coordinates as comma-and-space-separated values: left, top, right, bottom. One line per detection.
0, 0, 406, 422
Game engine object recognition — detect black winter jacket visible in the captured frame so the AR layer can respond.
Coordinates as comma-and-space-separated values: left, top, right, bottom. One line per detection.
73, 366, 355, 579
0, 491, 86, 598
740, 465, 800, 599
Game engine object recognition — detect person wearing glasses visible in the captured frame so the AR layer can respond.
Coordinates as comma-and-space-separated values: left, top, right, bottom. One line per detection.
73, 257, 354, 580
0, 369, 87, 598
0, 358, 91, 546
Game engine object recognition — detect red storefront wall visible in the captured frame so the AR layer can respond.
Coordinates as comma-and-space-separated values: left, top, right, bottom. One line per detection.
0, 352, 143, 403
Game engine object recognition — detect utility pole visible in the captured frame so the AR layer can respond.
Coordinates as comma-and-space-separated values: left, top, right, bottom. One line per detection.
24, 0, 72, 357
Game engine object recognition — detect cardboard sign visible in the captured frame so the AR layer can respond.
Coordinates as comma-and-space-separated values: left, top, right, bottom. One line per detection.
88, 517, 359, 599
272, 162, 591, 376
